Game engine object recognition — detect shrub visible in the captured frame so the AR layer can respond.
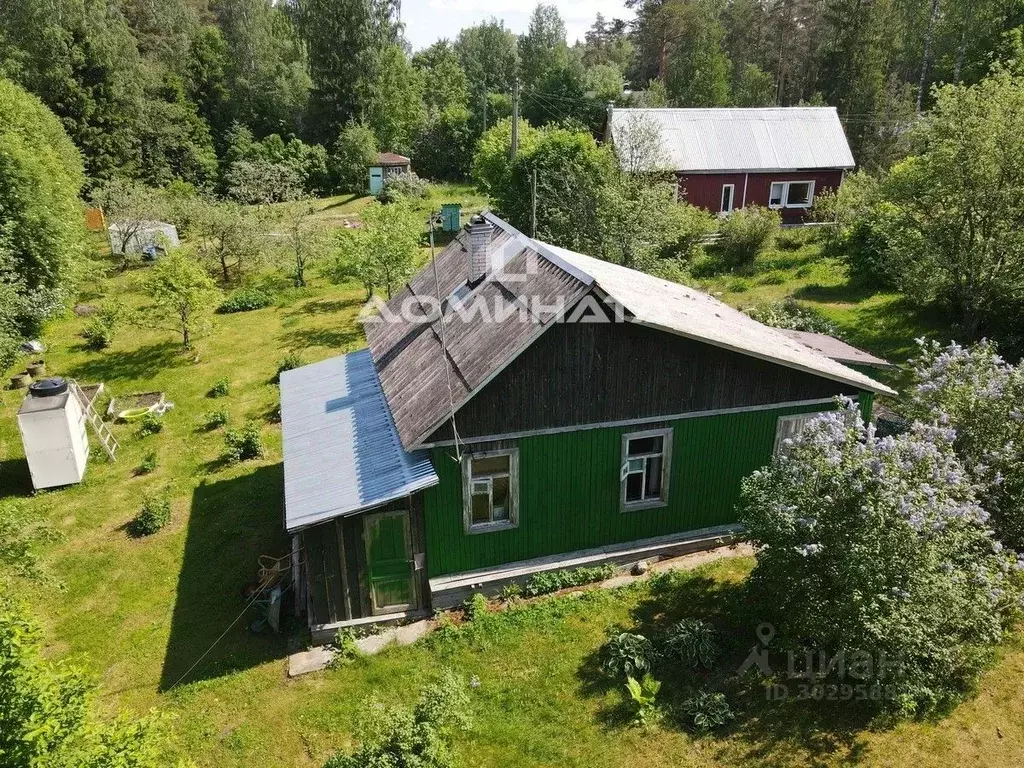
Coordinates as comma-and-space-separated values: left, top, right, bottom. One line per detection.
775, 227, 812, 251
218, 286, 274, 314
136, 451, 158, 475
82, 318, 114, 351
130, 495, 171, 536
680, 690, 733, 732
377, 171, 429, 204
904, 339, 1024, 551
207, 377, 230, 397
275, 351, 305, 382
745, 298, 840, 336
843, 203, 905, 289
756, 270, 786, 285
740, 397, 1021, 717
81, 303, 125, 351
137, 412, 163, 437
0, 500, 60, 582
716, 206, 780, 267
322, 670, 470, 768
200, 409, 228, 430
663, 618, 718, 669
523, 563, 615, 597
625, 674, 662, 727
224, 421, 265, 463
602, 632, 657, 679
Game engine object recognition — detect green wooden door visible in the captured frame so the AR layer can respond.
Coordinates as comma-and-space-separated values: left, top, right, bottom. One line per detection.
364, 510, 416, 614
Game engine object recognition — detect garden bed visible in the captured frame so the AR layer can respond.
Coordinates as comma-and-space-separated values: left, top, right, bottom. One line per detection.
107, 391, 165, 420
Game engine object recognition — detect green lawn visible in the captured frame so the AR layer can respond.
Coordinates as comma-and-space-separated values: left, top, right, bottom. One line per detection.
0, 224, 1015, 767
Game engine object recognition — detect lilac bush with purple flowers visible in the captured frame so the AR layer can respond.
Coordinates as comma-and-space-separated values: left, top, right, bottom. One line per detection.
740, 398, 1020, 717
905, 338, 1024, 551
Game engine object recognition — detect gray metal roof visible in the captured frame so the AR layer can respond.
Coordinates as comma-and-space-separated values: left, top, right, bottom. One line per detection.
279, 349, 438, 532
608, 107, 855, 173
542, 242, 895, 396
776, 329, 892, 368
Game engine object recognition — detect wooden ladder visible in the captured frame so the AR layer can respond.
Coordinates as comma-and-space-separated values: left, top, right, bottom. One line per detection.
68, 379, 118, 461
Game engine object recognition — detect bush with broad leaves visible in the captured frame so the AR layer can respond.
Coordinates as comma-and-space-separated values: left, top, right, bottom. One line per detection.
663, 618, 719, 669
904, 338, 1024, 552
602, 632, 657, 679
740, 397, 1021, 717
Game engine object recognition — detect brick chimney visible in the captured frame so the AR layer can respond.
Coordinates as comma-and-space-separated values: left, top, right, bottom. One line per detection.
467, 215, 492, 285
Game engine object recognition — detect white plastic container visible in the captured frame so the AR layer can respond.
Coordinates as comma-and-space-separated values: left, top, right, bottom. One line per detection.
17, 378, 90, 489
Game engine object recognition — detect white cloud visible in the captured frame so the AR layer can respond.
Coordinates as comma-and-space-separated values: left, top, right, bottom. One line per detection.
402, 0, 634, 51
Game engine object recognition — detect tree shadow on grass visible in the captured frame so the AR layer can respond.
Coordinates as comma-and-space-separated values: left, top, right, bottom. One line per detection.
278, 325, 363, 352
576, 569, 877, 765
792, 280, 879, 305
286, 296, 364, 318
65, 341, 182, 384
0, 457, 34, 499
158, 464, 292, 691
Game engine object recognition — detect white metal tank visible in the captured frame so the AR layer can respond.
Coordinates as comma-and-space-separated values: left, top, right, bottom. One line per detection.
17, 377, 90, 489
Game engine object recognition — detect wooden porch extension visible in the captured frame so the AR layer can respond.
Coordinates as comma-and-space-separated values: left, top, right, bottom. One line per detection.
428, 523, 743, 610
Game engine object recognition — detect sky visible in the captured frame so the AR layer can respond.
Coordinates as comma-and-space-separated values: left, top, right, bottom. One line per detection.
400, 0, 635, 52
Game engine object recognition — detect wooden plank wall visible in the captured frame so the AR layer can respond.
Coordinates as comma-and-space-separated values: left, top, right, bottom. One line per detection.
427, 320, 860, 444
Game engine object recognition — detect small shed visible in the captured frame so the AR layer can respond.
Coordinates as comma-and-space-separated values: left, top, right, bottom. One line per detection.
368, 153, 411, 195
440, 203, 462, 233
108, 221, 180, 256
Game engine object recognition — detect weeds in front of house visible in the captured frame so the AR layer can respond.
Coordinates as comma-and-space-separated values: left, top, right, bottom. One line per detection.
523, 563, 616, 596
321, 669, 471, 768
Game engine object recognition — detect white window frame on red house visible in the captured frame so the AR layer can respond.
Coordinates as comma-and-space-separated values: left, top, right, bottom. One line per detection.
719, 183, 735, 215
768, 180, 816, 210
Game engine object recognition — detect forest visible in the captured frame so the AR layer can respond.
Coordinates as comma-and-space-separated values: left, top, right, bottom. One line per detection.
1, 0, 1021, 193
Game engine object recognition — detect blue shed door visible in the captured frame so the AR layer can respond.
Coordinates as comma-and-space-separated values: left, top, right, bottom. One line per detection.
368, 167, 384, 195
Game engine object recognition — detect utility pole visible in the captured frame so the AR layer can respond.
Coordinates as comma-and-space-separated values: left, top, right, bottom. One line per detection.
511, 79, 520, 160
531, 169, 538, 238
482, 88, 487, 133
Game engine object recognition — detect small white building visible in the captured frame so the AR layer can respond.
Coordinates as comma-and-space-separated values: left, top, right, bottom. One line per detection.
17, 378, 90, 490
108, 220, 180, 255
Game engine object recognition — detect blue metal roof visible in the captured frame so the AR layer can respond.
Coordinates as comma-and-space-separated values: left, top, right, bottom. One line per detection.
280, 349, 439, 532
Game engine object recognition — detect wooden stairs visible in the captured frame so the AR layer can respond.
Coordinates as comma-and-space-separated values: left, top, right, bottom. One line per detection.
68, 379, 118, 461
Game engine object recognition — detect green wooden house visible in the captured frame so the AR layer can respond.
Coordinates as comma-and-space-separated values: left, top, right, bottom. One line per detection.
280, 212, 894, 641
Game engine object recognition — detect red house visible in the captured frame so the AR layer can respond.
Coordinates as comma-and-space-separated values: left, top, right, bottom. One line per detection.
606, 107, 855, 224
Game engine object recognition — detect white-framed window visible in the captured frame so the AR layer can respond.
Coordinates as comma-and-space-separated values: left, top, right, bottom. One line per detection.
720, 183, 735, 214
768, 180, 815, 209
621, 428, 672, 511
774, 413, 816, 456
462, 449, 519, 533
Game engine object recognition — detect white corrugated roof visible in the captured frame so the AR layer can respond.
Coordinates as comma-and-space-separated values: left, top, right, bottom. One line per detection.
280, 349, 438, 532
609, 107, 855, 173
537, 241, 895, 396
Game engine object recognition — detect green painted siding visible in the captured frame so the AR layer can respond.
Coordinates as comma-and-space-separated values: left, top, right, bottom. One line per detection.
424, 399, 865, 577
